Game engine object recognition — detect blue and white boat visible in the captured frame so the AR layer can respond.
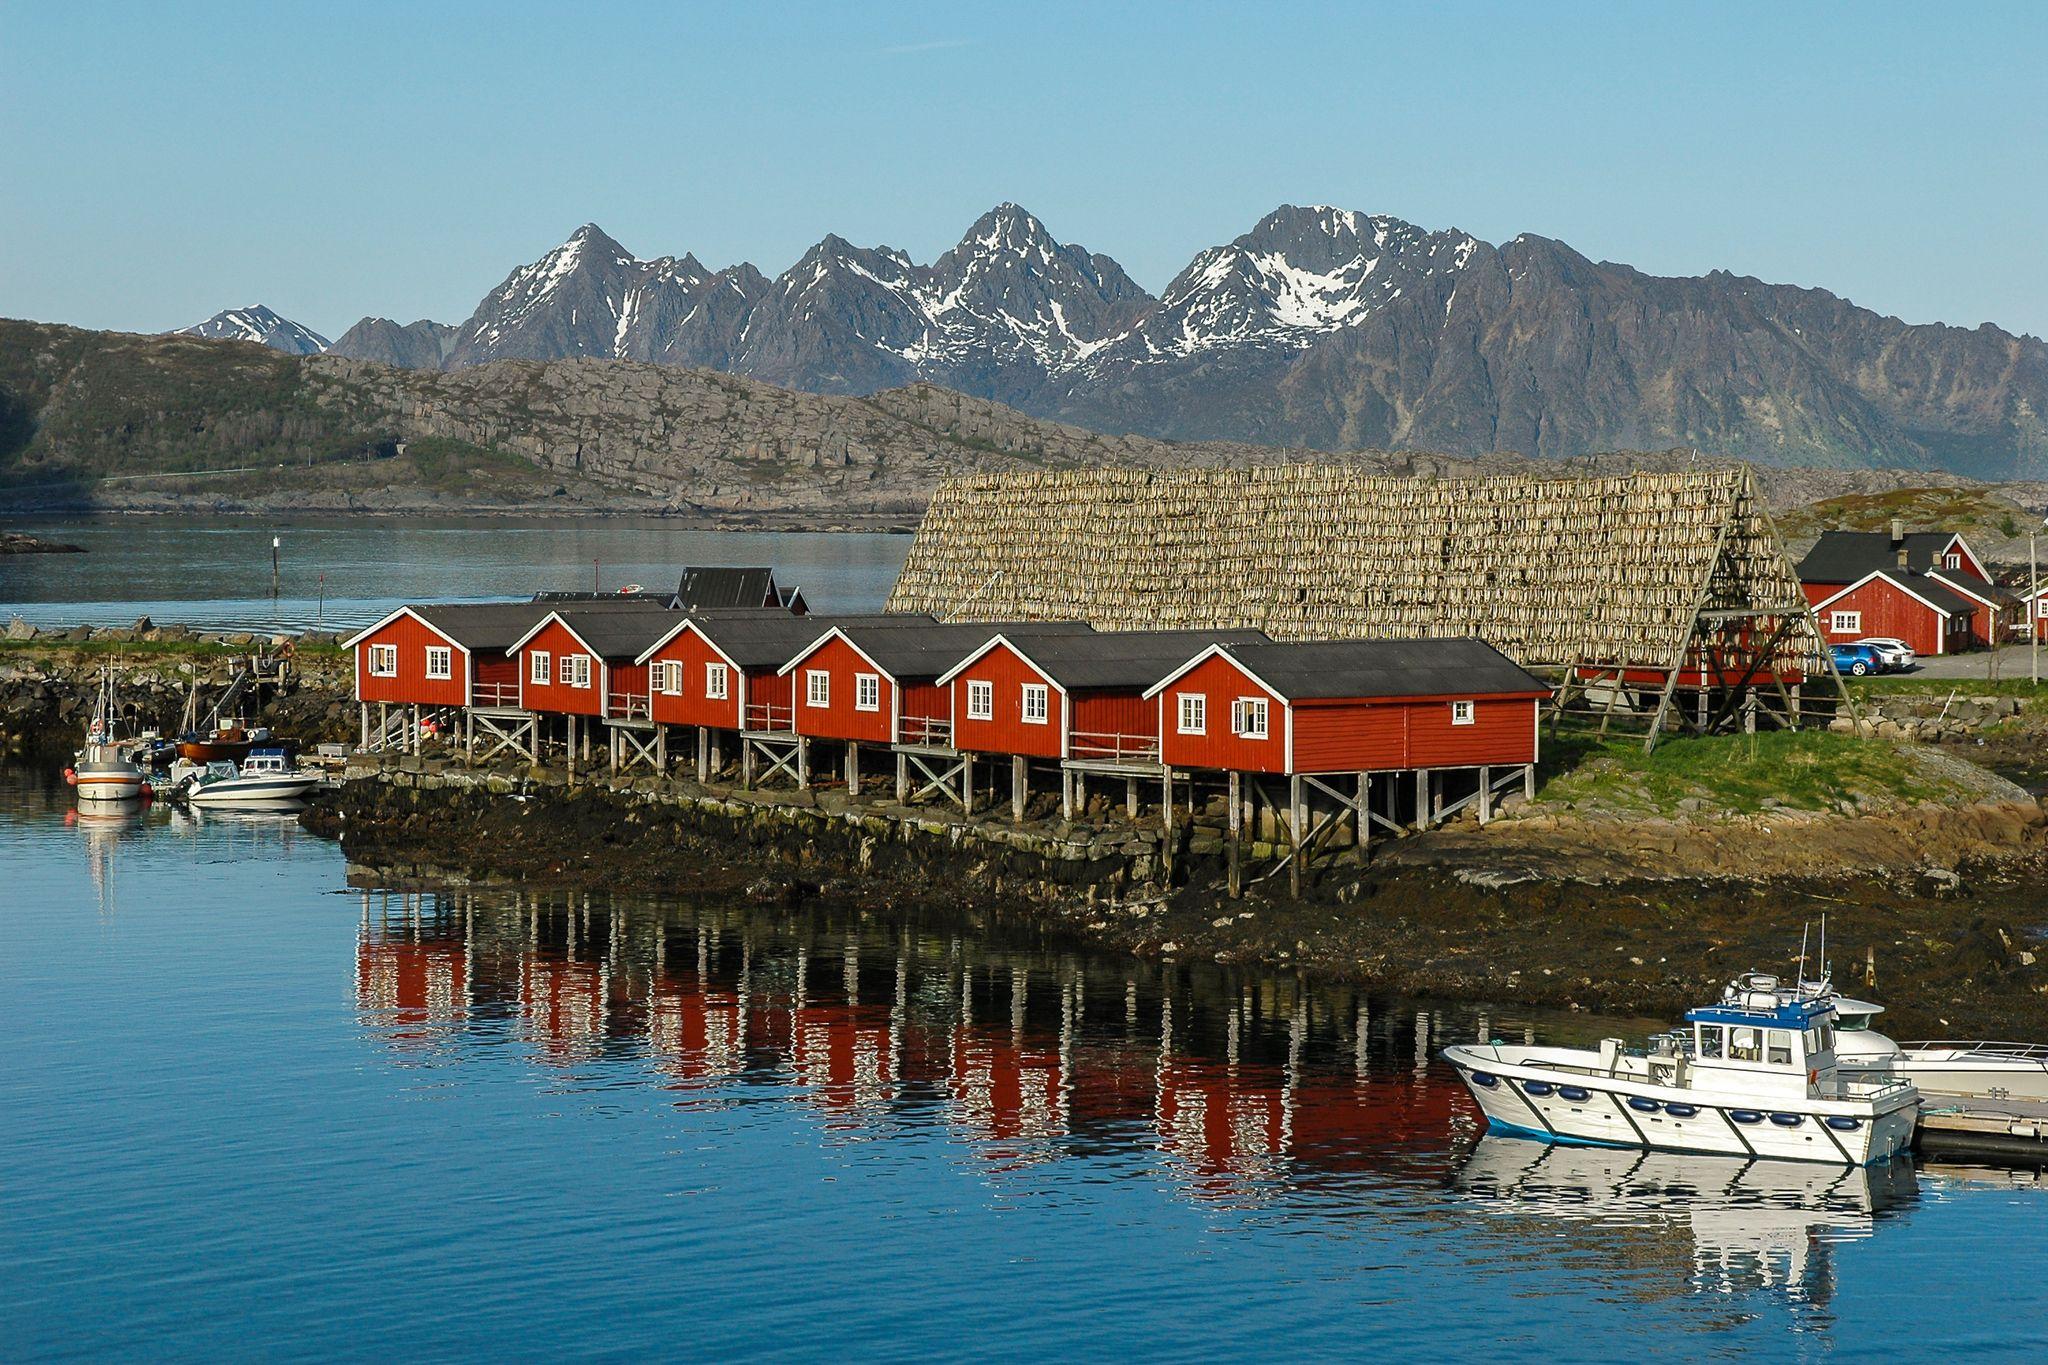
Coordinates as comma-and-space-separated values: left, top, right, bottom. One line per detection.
171, 747, 322, 806
1443, 973, 1920, 1165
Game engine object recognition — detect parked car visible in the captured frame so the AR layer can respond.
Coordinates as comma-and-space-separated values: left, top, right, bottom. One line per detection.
1855, 637, 1916, 672
1830, 643, 1882, 677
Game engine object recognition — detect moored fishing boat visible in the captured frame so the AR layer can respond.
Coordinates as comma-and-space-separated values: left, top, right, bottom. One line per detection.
66, 673, 149, 804
1443, 973, 1920, 1165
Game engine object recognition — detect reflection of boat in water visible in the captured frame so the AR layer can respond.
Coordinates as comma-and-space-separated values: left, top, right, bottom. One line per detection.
1445, 973, 1920, 1165
1455, 1136, 1916, 1298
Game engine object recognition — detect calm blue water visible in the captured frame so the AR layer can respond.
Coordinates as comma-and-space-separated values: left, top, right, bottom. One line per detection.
0, 516, 910, 632
6, 769, 2048, 1360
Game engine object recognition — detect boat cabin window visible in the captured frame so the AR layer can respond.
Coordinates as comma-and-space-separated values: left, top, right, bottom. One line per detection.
1804, 1024, 1834, 1058
1767, 1029, 1794, 1066
1835, 1012, 1870, 1032
1697, 1024, 1724, 1058
1729, 1027, 1763, 1062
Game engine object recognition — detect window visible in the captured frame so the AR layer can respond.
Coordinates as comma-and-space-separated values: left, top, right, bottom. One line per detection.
564, 654, 591, 689
654, 661, 682, 695
1697, 1024, 1724, 1059
1944, 551, 1962, 570
1450, 700, 1475, 726
1021, 683, 1049, 725
855, 673, 880, 712
1830, 610, 1861, 634
705, 662, 728, 700
806, 670, 830, 708
367, 644, 397, 677
1729, 1027, 1763, 1063
530, 651, 550, 686
424, 646, 452, 680
1177, 693, 1206, 735
1231, 697, 1269, 738
966, 679, 993, 720
1766, 1030, 1794, 1067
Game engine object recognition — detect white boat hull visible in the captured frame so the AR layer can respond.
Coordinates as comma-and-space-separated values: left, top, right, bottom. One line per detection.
186, 775, 321, 805
1445, 1044, 1918, 1166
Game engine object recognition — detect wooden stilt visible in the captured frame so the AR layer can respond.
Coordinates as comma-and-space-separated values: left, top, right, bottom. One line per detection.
742, 736, 755, 789
1355, 772, 1371, 859
1060, 768, 1073, 820
1414, 768, 1430, 829
1288, 773, 1304, 897
895, 751, 908, 804
567, 716, 577, 783
1125, 776, 1138, 819
797, 735, 809, 789
410, 704, 420, 755
1524, 762, 1536, 802
961, 755, 974, 813
1227, 770, 1242, 898
697, 727, 709, 783
1478, 765, 1493, 824
1161, 769, 1174, 877
1011, 755, 1026, 823
655, 725, 666, 774
710, 730, 722, 777
360, 702, 370, 751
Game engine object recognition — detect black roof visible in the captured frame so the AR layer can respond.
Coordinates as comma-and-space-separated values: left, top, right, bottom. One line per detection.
834, 620, 1095, 681
677, 566, 787, 611
395, 602, 551, 651
1796, 530, 1963, 582
533, 589, 680, 607
1929, 567, 2020, 609
684, 613, 933, 669
1212, 637, 1551, 700
995, 629, 1273, 690
548, 605, 691, 659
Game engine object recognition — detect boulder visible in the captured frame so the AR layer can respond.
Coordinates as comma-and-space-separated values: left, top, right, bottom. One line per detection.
4, 617, 35, 641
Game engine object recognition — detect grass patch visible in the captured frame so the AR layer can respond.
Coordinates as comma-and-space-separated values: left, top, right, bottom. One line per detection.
1845, 676, 2048, 698
1538, 730, 1952, 817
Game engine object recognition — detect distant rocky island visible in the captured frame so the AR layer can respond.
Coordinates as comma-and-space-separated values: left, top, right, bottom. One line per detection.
1, 532, 83, 554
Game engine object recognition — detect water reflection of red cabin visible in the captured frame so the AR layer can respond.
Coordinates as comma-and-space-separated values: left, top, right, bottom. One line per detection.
356, 936, 469, 1036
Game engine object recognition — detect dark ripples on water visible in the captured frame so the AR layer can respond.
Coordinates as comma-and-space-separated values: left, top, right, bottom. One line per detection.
4, 771, 2047, 1360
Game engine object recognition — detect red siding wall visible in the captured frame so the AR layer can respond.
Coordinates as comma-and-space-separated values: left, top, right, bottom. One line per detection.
647, 629, 743, 730
1292, 697, 1539, 771
789, 636, 896, 743
609, 661, 650, 718
518, 619, 606, 717
1817, 581, 1967, 656
744, 669, 794, 731
354, 614, 467, 708
1069, 691, 1155, 762
1801, 582, 1835, 609
473, 653, 520, 706
1157, 654, 1287, 774
951, 644, 1064, 759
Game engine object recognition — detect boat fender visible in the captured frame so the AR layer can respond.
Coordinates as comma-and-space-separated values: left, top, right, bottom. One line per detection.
63, 768, 77, 785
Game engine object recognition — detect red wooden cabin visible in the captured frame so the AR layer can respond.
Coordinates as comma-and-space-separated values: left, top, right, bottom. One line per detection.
937, 630, 1270, 764
780, 621, 1092, 748
634, 613, 919, 734
508, 606, 687, 719
1145, 638, 1550, 775
1810, 571, 1975, 657
345, 602, 551, 708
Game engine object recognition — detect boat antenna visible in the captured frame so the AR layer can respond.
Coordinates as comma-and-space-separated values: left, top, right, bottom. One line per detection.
1818, 913, 1829, 990
1795, 920, 1810, 991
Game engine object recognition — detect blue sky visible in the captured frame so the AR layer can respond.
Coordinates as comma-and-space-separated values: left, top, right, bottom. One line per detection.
4, 1, 2044, 340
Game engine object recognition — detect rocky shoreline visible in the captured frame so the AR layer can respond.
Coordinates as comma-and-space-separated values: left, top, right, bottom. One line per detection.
7, 637, 2048, 1035
1, 532, 85, 555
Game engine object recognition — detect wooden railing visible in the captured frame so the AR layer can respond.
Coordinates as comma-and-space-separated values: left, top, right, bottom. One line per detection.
607, 690, 652, 721
898, 715, 953, 747
744, 701, 795, 734
1067, 729, 1159, 762
471, 681, 521, 707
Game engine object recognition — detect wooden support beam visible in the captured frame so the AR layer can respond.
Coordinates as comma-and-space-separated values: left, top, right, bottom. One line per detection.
1478, 765, 1493, 824
961, 755, 974, 814
1011, 755, 1027, 823
796, 735, 810, 789
1161, 769, 1174, 878
1227, 770, 1242, 899
742, 735, 756, 788
1356, 772, 1371, 859
1414, 769, 1430, 829
410, 704, 421, 755
696, 727, 709, 784
566, 715, 577, 783
846, 741, 860, 796
895, 750, 908, 804
1125, 775, 1138, 819
1288, 773, 1304, 897
360, 702, 370, 751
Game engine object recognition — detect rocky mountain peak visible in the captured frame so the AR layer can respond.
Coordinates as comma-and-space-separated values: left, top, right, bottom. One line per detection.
176, 305, 329, 355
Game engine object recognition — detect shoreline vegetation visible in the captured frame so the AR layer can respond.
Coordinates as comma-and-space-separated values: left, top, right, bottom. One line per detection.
6, 636, 2048, 1035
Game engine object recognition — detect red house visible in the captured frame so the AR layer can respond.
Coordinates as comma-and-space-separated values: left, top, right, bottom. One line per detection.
345, 602, 554, 710
508, 606, 687, 720
1144, 638, 1550, 776
634, 613, 918, 735
780, 621, 1092, 748
937, 630, 1270, 763
1810, 570, 1975, 657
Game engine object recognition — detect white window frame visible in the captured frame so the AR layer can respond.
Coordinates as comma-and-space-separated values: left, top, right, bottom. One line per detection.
424, 646, 452, 680
1450, 700, 1475, 726
1829, 610, 1861, 634
966, 679, 994, 721
367, 644, 398, 677
1944, 551, 1962, 570
705, 662, 729, 700
1021, 683, 1049, 725
653, 661, 682, 695
1232, 696, 1269, 739
564, 654, 591, 689
530, 651, 550, 686
855, 673, 881, 712
1177, 693, 1206, 736
806, 669, 830, 708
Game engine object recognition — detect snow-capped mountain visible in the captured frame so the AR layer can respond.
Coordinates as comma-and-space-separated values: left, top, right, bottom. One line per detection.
177, 305, 330, 355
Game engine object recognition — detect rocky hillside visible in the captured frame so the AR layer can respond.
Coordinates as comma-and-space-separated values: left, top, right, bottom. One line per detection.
295, 203, 2048, 478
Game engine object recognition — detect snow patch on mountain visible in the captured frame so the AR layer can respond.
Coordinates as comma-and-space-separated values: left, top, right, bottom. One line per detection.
177, 305, 330, 355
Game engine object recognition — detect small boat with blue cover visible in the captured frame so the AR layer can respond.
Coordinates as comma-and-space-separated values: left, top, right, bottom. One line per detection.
1442, 973, 1920, 1165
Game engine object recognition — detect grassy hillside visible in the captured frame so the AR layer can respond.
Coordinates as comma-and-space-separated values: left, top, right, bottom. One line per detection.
1774, 485, 2039, 561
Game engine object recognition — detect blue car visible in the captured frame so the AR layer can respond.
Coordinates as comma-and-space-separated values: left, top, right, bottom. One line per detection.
1830, 643, 1881, 677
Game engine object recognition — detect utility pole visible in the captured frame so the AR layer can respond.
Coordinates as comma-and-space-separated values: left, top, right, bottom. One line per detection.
2034, 525, 2042, 686
271, 535, 281, 596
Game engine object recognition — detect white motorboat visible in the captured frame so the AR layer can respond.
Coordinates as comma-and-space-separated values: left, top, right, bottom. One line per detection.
172, 747, 323, 806
1827, 996, 2048, 1104
67, 673, 149, 803
1443, 973, 1920, 1166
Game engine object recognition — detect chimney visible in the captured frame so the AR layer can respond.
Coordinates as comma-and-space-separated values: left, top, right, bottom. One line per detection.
1891, 517, 1908, 568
